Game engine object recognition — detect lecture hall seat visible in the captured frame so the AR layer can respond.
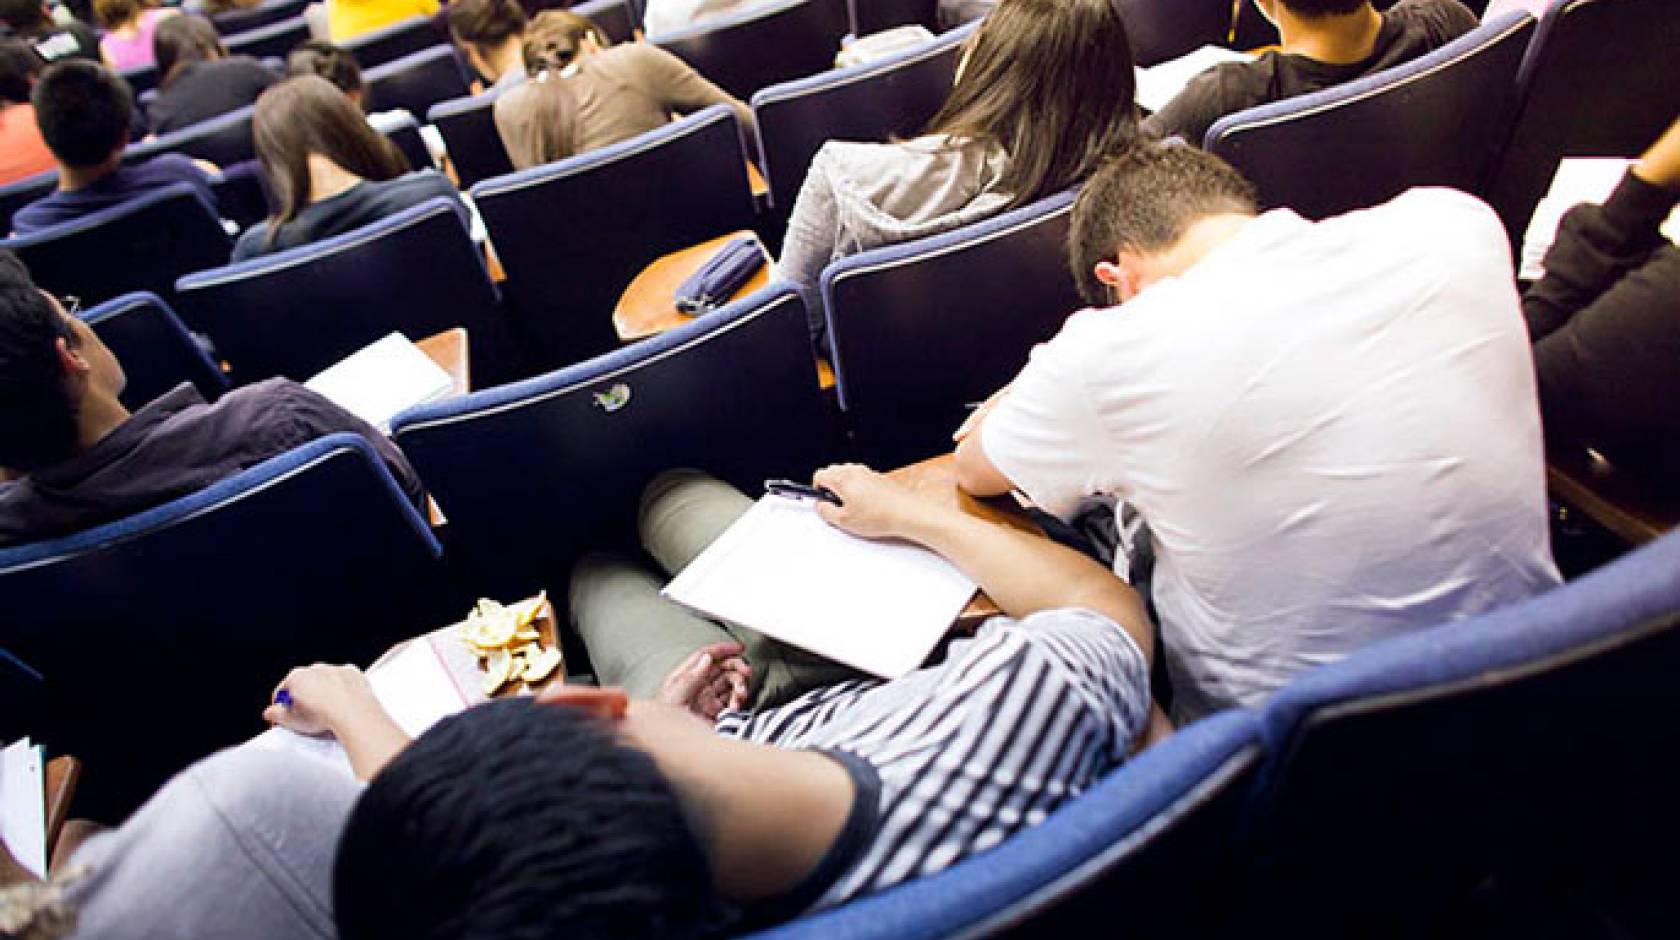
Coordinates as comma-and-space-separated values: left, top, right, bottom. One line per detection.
124, 103, 260, 169
0, 433, 457, 820
427, 91, 513, 188
0, 648, 43, 746
653, 0, 852, 101
221, 15, 312, 61
343, 14, 445, 70
571, 0, 641, 45
80, 291, 231, 408
820, 189, 1082, 468
210, 0, 311, 34
390, 284, 832, 603
117, 61, 158, 97
1114, 0, 1239, 67
364, 45, 472, 119
848, 0, 938, 37
174, 196, 509, 383
1204, 11, 1538, 220
0, 171, 56, 237
381, 109, 440, 170
470, 104, 758, 372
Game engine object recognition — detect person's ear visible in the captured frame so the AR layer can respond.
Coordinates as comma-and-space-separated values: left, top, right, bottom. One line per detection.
55, 337, 89, 378
536, 684, 629, 720
1093, 257, 1141, 305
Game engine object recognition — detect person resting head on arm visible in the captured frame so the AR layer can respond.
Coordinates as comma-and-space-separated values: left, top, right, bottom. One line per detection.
233, 74, 460, 262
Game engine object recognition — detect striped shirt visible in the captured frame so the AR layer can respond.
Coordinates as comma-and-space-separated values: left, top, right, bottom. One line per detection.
714, 607, 1150, 911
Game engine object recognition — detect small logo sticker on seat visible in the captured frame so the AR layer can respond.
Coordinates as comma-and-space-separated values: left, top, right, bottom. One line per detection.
592, 383, 631, 412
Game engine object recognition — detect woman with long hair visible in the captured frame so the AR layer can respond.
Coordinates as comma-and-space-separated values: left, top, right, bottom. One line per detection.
490, 9, 751, 170
233, 75, 459, 261
778, 0, 1142, 348
147, 14, 277, 135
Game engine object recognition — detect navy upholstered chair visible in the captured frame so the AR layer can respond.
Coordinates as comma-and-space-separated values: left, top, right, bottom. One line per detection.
0, 171, 55, 236
380, 110, 438, 169
820, 190, 1081, 468
428, 91, 512, 188
848, 0, 937, 37
0, 433, 455, 821
391, 284, 831, 602
572, 0, 640, 44
81, 292, 230, 408
1248, 531, 1680, 934
365, 45, 471, 119
125, 103, 258, 168
175, 196, 506, 382
654, 0, 851, 101
117, 61, 158, 97
1115, 0, 1237, 67
1204, 13, 1536, 220
1484, 0, 1680, 243
743, 709, 1264, 939
210, 159, 273, 230
751, 21, 972, 212
210, 0, 311, 34
0, 648, 43, 745
471, 105, 757, 371
222, 15, 311, 60
2, 183, 232, 309
344, 14, 444, 69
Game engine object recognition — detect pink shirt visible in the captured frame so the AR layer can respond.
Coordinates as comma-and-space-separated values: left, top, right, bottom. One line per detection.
100, 9, 170, 71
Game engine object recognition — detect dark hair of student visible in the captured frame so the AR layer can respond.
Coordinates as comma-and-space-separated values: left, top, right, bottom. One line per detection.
0, 250, 82, 473
446, 0, 526, 55
153, 13, 225, 89
286, 40, 364, 98
30, 59, 133, 168
252, 75, 409, 242
1277, 0, 1370, 17
0, 0, 51, 34
922, 0, 1141, 209
521, 9, 604, 72
334, 698, 734, 940
1067, 143, 1259, 306
0, 36, 42, 103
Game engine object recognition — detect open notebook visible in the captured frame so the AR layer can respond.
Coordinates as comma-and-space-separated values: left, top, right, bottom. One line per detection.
1, 738, 46, 878
662, 495, 978, 679
305, 332, 453, 433
1520, 158, 1680, 281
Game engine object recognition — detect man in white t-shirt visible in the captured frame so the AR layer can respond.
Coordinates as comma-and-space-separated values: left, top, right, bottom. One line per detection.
954, 144, 1561, 722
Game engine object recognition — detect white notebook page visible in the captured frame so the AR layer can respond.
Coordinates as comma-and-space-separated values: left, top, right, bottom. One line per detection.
305, 332, 453, 433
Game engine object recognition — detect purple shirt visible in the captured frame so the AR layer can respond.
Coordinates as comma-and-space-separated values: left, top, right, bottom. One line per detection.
10, 153, 217, 236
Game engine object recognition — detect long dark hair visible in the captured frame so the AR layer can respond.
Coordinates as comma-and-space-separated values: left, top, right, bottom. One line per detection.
253, 75, 409, 240
924, 0, 1141, 207
153, 14, 224, 89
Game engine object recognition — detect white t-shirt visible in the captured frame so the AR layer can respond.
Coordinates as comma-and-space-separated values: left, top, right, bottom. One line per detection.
981, 188, 1561, 722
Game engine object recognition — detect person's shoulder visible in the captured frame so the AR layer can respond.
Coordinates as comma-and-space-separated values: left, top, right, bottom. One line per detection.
381, 169, 459, 204
134, 152, 208, 182
221, 54, 280, 82
231, 222, 270, 262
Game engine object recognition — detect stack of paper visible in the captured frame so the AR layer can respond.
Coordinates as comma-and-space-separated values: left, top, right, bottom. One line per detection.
1520, 158, 1680, 281
1135, 46, 1257, 115
662, 496, 978, 679
1, 738, 46, 878
305, 332, 454, 433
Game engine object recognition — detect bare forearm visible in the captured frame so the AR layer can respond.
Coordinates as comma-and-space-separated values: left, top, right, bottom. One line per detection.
330, 709, 411, 781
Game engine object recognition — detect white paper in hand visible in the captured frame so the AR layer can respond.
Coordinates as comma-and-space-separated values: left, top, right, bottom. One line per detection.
662, 496, 978, 679
305, 333, 453, 433
0, 738, 46, 878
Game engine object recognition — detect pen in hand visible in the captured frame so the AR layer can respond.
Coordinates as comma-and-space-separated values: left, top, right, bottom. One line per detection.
765, 479, 844, 507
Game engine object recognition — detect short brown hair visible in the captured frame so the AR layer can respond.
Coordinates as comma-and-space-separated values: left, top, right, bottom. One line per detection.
521, 10, 604, 72
446, 0, 526, 53
253, 76, 409, 241
93, 0, 141, 29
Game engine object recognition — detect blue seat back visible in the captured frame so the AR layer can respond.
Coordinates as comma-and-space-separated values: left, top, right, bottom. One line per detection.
1205, 13, 1536, 220
211, 0, 311, 34
653, 0, 851, 100
1, 183, 232, 309
175, 196, 505, 382
392, 284, 831, 600
1116, 0, 1237, 66
848, 0, 937, 36
1250, 531, 1680, 931
222, 15, 311, 60
428, 91, 512, 188
571, 0, 640, 44
1484, 0, 1680, 242
210, 158, 274, 229
117, 61, 159, 96
364, 45, 471, 118
0, 171, 55, 236
0, 648, 43, 745
344, 14, 444, 69
471, 105, 756, 371
745, 710, 1264, 939
751, 21, 972, 211
821, 190, 1080, 468
0, 433, 451, 820
126, 103, 258, 168
380, 110, 438, 169
82, 291, 230, 407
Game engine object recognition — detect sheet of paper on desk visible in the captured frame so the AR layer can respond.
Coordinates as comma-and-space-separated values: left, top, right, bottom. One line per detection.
1520, 158, 1680, 281
662, 496, 978, 679
305, 332, 453, 433
0, 737, 47, 878
1134, 46, 1256, 115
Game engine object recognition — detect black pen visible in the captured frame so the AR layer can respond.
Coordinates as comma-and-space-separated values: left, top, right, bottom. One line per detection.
765, 479, 844, 506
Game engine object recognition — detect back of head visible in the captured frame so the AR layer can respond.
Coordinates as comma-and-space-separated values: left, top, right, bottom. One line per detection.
492, 71, 579, 170
1068, 143, 1258, 305
286, 40, 363, 98
0, 0, 50, 35
521, 10, 605, 72
0, 251, 81, 473
926, 0, 1141, 206
334, 698, 729, 940
0, 36, 42, 104
254, 75, 409, 230
153, 14, 224, 88
92, 0, 139, 30
446, 0, 526, 51
31, 59, 133, 169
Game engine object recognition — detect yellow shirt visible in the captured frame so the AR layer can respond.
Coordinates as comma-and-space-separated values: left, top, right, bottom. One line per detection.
326, 0, 439, 42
